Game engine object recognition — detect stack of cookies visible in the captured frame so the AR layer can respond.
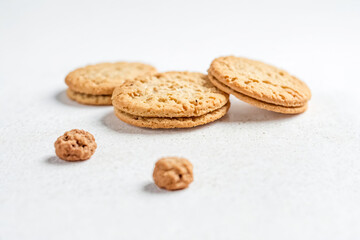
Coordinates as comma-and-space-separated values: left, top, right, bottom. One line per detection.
64, 56, 311, 129
65, 62, 156, 105
208, 56, 311, 114
111, 72, 230, 129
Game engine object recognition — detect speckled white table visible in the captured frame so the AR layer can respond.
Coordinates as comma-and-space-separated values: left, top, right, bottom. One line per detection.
1, 0, 360, 239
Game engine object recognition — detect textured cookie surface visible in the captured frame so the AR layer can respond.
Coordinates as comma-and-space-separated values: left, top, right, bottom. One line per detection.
65, 62, 157, 95
112, 72, 229, 118
114, 102, 230, 129
209, 56, 311, 107
66, 89, 112, 106
54, 129, 97, 161
153, 157, 193, 190
208, 74, 307, 114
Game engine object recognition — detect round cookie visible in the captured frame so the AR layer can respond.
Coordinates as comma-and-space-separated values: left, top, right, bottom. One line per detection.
54, 129, 97, 161
209, 56, 311, 107
112, 72, 229, 118
153, 157, 193, 190
66, 89, 112, 106
113, 102, 230, 129
65, 62, 157, 95
208, 74, 307, 114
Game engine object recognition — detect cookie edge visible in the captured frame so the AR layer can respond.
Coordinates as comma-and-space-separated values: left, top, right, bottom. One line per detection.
66, 88, 112, 106
208, 74, 308, 114
113, 101, 230, 129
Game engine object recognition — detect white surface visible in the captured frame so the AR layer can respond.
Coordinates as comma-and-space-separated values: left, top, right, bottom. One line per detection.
1, 0, 360, 239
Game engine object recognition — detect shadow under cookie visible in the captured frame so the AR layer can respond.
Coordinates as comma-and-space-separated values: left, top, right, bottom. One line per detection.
55, 90, 89, 108
143, 182, 168, 194
219, 98, 297, 123
45, 156, 83, 165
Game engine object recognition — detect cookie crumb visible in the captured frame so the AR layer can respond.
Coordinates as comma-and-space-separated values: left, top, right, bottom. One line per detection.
54, 129, 97, 161
153, 157, 193, 190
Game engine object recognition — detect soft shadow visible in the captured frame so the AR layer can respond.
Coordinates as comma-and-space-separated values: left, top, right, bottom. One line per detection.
55, 89, 93, 108
220, 100, 297, 123
101, 111, 207, 135
45, 156, 82, 165
102, 99, 295, 134
143, 183, 168, 194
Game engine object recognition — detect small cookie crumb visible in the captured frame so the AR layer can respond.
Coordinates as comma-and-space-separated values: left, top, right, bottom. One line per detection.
153, 157, 193, 190
54, 129, 97, 161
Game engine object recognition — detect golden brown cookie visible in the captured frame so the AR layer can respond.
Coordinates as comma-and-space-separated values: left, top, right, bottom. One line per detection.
209, 56, 311, 107
65, 62, 157, 105
208, 74, 307, 114
66, 89, 112, 105
112, 72, 229, 117
153, 157, 193, 190
114, 102, 230, 129
54, 129, 97, 161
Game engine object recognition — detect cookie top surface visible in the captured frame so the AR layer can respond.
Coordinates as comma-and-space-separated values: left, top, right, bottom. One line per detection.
209, 56, 311, 107
65, 62, 157, 95
112, 71, 229, 117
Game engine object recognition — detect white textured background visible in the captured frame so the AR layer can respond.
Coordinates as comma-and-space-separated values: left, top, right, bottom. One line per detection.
1, 0, 360, 239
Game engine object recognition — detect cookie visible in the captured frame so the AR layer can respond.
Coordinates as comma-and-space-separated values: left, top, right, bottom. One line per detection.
66, 89, 112, 105
113, 102, 230, 129
112, 72, 229, 117
209, 56, 311, 108
65, 62, 157, 105
54, 129, 97, 161
153, 157, 193, 190
208, 74, 307, 114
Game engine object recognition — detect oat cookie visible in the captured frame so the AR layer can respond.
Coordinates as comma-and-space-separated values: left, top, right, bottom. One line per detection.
209, 56, 311, 107
153, 157, 193, 190
208, 74, 307, 114
65, 62, 156, 105
112, 72, 229, 117
54, 129, 97, 161
114, 102, 230, 129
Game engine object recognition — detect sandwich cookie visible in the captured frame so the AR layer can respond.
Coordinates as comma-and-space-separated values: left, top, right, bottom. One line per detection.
112, 72, 230, 129
208, 56, 311, 114
65, 62, 157, 105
